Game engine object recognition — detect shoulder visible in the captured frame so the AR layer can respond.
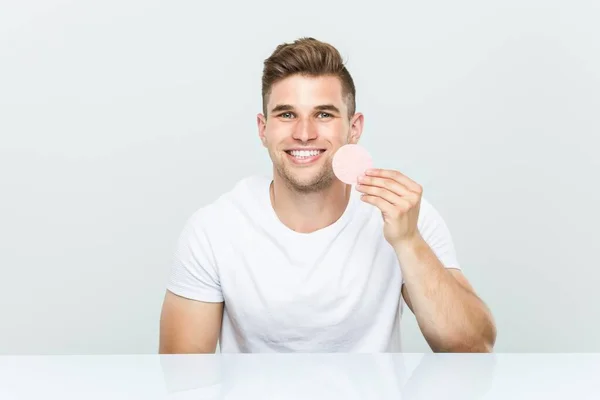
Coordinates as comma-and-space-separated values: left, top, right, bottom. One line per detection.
184, 175, 269, 231
416, 196, 461, 268
416, 196, 457, 251
417, 196, 447, 231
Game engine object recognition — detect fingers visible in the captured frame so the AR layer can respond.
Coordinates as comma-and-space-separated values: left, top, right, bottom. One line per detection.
357, 184, 398, 205
364, 168, 423, 195
356, 176, 414, 214
356, 169, 423, 215
359, 190, 414, 217
360, 193, 398, 215
357, 175, 411, 200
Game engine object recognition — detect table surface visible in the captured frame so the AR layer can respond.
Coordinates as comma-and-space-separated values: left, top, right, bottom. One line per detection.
1, 353, 599, 399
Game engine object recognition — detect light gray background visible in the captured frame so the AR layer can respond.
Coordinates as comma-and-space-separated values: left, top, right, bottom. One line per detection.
1, 0, 598, 354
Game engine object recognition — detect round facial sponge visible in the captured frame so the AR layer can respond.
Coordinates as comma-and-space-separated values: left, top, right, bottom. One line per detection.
332, 144, 373, 185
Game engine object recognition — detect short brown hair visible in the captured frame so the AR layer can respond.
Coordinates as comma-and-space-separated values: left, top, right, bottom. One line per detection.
261, 37, 356, 118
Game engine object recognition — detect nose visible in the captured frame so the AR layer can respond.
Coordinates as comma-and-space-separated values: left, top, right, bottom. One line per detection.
292, 118, 317, 143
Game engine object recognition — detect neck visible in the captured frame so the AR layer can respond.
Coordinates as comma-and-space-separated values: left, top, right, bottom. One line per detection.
270, 174, 351, 234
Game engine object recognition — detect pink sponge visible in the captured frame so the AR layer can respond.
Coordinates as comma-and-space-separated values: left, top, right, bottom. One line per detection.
332, 144, 373, 185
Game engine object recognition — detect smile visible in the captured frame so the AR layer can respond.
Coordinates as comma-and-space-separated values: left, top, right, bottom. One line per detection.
284, 149, 326, 164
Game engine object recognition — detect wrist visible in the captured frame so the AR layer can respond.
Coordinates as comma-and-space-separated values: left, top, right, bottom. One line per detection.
392, 233, 426, 257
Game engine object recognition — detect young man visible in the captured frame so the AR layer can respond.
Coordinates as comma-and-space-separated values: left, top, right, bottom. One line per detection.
159, 38, 497, 353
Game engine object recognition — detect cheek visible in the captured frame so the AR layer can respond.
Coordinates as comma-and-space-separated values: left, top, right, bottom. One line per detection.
263, 126, 288, 148
319, 121, 349, 142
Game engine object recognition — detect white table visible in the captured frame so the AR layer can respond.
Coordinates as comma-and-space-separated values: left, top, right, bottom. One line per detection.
1, 353, 598, 399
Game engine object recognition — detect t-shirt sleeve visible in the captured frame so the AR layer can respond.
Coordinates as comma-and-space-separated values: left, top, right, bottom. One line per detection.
417, 198, 461, 271
166, 210, 224, 303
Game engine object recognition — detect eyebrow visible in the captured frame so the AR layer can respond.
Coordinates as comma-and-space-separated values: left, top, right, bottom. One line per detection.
270, 104, 341, 114
270, 104, 295, 114
315, 104, 341, 114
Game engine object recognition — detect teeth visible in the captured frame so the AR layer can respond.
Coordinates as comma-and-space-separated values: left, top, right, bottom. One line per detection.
289, 150, 322, 158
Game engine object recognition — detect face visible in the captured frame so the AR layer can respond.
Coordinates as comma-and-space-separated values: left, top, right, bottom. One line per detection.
257, 74, 364, 193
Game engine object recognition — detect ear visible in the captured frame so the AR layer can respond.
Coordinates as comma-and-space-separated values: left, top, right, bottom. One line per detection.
348, 112, 364, 144
257, 113, 267, 148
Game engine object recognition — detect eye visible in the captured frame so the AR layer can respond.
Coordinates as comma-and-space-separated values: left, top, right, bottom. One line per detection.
279, 112, 294, 119
317, 112, 332, 118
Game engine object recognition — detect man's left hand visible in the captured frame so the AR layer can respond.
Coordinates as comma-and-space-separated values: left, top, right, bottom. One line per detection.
356, 168, 423, 249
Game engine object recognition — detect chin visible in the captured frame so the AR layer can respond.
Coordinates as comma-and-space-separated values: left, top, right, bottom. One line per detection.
283, 169, 335, 193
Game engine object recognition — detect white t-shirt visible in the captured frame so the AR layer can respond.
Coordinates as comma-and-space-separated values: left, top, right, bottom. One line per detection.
166, 175, 461, 353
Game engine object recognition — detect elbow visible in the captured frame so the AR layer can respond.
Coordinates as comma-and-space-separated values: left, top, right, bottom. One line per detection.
477, 314, 498, 352
435, 339, 494, 353
459, 310, 498, 353
159, 341, 218, 354
463, 337, 495, 353
485, 320, 498, 351
435, 341, 493, 353
435, 321, 497, 353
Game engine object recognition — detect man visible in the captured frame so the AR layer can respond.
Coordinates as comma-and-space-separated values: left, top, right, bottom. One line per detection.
159, 37, 497, 353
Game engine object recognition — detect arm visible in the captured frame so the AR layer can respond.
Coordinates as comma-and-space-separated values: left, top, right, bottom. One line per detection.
356, 168, 496, 352
159, 290, 223, 354
397, 236, 496, 352
160, 209, 224, 353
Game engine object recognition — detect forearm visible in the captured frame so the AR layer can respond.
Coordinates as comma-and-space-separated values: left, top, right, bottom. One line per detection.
395, 235, 496, 352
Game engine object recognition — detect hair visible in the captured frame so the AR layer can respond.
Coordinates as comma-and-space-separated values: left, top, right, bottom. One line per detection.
261, 37, 356, 119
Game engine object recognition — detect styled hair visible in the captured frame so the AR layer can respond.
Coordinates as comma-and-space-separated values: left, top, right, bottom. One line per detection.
261, 37, 356, 118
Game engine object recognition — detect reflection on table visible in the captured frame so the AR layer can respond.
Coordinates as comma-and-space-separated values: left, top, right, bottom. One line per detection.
1, 353, 599, 399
